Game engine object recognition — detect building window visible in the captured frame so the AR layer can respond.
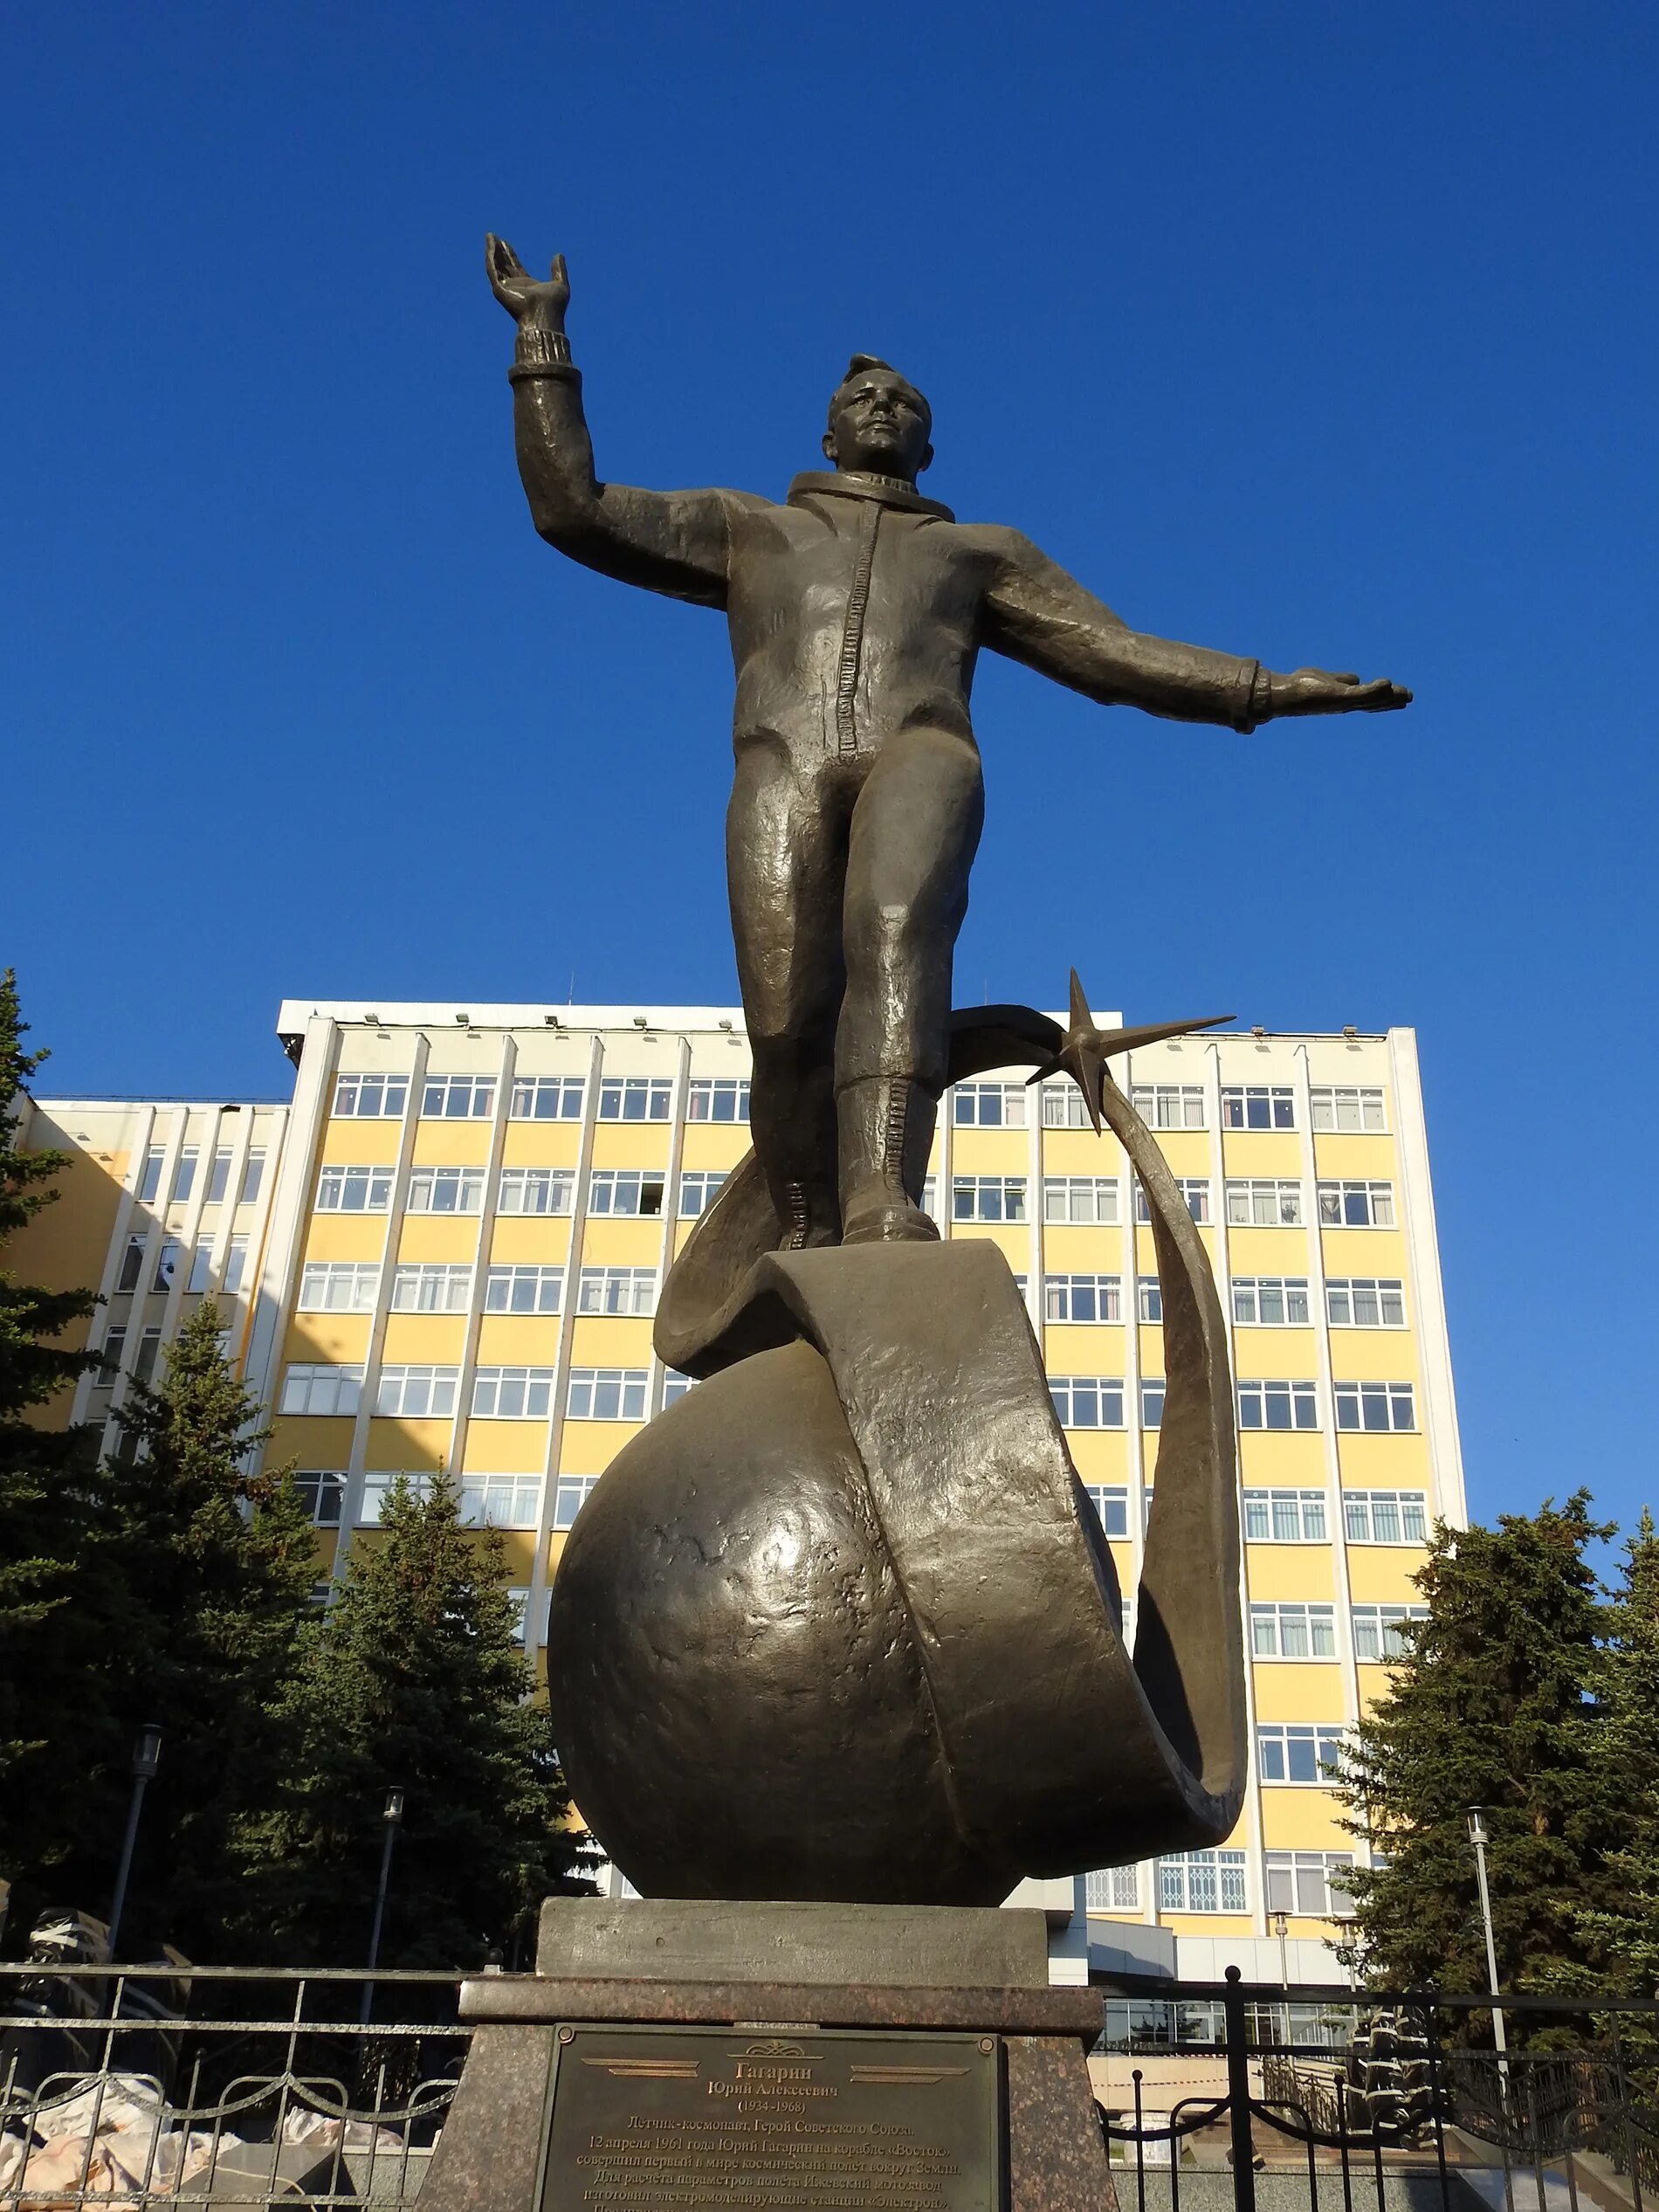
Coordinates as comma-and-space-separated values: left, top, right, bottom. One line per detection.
1311, 1085, 1386, 1133
568, 1368, 651, 1421
138, 1147, 166, 1202
1043, 1176, 1119, 1224
1264, 1851, 1354, 1918
597, 1077, 671, 1122
687, 1078, 750, 1122
1084, 1485, 1129, 1538
422, 1073, 496, 1120
300, 1261, 382, 1312
1044, 1274, 1121, 1323
317, 1163, 394, 1212
1085, 1865, 1140, 1912
1258, 1723, 1346, 1785
293, 1471, 346, 1527
100, 1326, 127, 1376
1326, 1278, 1406, 1327
1334, 1380, 1415, 1435
472, 1367, 555, 1418
1237, 1378, 1319, 1431
498, 1167, 575, 1216
1250, 1602, 1338, 1659
1244, 1487, 1328, 1542
662, 1370, 697, 1406
511, 1074, 585, 1120
1159, 1850, 1248, 1914
150, 1237, 182, 1292
1134, 1179, 1209, 1224
1222, 1086, 1295, 1131
222, 1236, 249, 1293
1041, 1084, 1095, 1128
133, 1328, 162, 1383
375, 1364, 459, 1417
953, 1081, 1028, 1128
485, 1264, 564, 1313
505, 1587, 552, 1646
1225, 1179, 1303, 1227
459, 1474, 542, 1526
1130, 1084, 1205, 1130
208, 1148, 235, 1202
589, 1169, 666, 1217
953, 1175, 1027, 1223
389, 1263, 472, 1313
188, 1241, 216, 1293
1318, 1180, 1395, 1229
1049, 1376, 1124, 1430
1344, 1488, 1428, 1544
578, 1265, 657, 1316
279, 1363, 364, 1416
554, 1474, 602, 1527
407, 1165, 485, 1215
679, 1169, 727, 1217
334, 1073, 409, 1119
359, 1471, 431, 1525
1233, 1278, 1311, 1327
239, 1151, 266, 1205
1140, 1379, 1166, 1429
116, 1234, 147, 1292
1137, 1278, 1162, 1323
171, 1148, 199, 1202
1352, 1603, 1428, 1661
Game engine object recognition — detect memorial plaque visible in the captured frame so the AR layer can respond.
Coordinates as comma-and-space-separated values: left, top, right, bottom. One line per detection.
540, 2024, 1000, 2212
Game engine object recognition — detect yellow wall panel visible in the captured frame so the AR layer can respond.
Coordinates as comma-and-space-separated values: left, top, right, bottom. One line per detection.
589, 1126, 671, 1170
1237, 1430, 1326, 1484
364, 1416, 453, 1471
1225, 1227, 1313, 1274
1219, 1132, 1301, 1177
283, 1314, 371, 1366
950, 1129, 1030, 1176
303, 1217, 390, 1263
492, 1531, 538, 1579
490, 1218, 573, 1264
1151, 1131, 1209, 1176
1250, 1665, 1348, 1723
1044, 1321, 1125, 1370
948, 1223, 1029, 1271
476, 1314, 564, 1365
319, 1123, 404, 1165
1356, 1661, 1405, 1714
1041, 1129, 1126, 1175
1337, 1434, 1431, 1486
1320, 1228, 1410, 1275
679, 1125, 753, 1171
580, 1218, 666, 1266
1137, 1321, 1164, 1368
1244, 1548, 1337, 1602
1330, 1333, 1422, 1382
1313, 1134, 1400, 1180
396, 1217, 480, 1264
8, 1152, 121, 1358
559, 1420, 643, 1471
461, 1423, 549, 1474
381, 1314, 469, 1364
1061, 1428, 1128, 1478
1257, 1795, 1353, 1851
1232, 1327, 1318, 1379
410, 1122, 493, 1166
1043, 1224, 1126, 1271
500, 1124, 583, 1168
1135, 1223, 1217, 1273
1345, 1548, 1429, 1603
568, 1316, 656, 1366
269, 1414, 355, 1466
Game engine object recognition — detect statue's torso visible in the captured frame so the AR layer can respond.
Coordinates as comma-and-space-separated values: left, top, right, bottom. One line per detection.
725, 491, 1000, 758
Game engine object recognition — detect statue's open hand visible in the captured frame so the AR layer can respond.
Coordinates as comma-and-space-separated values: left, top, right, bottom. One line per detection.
1272, 668, 1412, 717
485, 237, 569, 328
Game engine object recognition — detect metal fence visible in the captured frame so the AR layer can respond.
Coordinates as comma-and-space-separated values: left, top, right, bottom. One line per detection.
0, 1963, 467, 2212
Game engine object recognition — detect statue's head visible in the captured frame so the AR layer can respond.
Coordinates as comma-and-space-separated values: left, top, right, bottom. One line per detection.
823, 355, 933, 482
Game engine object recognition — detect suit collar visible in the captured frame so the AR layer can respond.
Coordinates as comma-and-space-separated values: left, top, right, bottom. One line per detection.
787, 469, 954, 522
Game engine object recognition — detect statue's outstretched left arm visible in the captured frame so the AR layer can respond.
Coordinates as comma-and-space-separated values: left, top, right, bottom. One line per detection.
981, 531, 1409, 730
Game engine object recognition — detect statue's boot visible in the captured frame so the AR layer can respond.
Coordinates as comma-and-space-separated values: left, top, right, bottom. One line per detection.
837, 1075, 940, 1245
773, 1171, 840, 1251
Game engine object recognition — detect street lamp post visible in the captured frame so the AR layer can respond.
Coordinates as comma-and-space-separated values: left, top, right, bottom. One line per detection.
106, 1724, 162, 1961
1466, 1809, 1510, 2066
1272, 1907, 1291, 1989
361, 1788, 405, 2025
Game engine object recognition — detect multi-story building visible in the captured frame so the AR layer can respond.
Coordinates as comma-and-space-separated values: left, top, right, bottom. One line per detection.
14, 996, 1463, 1986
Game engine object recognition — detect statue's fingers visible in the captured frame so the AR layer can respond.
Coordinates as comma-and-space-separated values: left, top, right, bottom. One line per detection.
552, 252, 568, 285
1336, 672, 1360, 686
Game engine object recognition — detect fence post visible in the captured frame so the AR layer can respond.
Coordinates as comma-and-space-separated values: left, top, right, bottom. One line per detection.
1223, 1967, 1258, 2212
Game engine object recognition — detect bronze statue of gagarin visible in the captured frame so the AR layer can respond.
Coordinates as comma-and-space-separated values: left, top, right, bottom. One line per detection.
487, 241, 1410, 1251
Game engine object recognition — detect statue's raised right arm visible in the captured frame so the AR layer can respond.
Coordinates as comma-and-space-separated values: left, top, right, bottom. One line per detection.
486, 238, 731, 610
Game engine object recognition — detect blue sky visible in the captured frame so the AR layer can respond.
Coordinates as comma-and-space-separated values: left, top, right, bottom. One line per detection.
4, 3, 1656, 1544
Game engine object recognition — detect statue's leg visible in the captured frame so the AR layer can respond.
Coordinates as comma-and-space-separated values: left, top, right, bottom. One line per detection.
726, 741, 850, 1249
836, 727, 985, 1244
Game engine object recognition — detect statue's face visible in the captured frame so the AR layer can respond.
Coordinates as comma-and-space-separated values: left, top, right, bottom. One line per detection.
823, 369, 933, 480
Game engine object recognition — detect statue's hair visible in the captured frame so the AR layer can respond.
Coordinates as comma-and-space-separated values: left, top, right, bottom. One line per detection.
827, 354, 932, 437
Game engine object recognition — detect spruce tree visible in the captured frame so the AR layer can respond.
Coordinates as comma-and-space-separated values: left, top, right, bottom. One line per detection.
65, 1300, 317, 1956
1338, 1492, 1618, 2012
0, 969, 107, 1900
238, 1471, 591, 1970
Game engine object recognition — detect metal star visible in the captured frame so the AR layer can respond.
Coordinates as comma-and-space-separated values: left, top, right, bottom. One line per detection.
1025, 970, 1234, 1135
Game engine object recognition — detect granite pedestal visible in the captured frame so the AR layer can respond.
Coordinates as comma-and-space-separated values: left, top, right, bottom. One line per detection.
422, 1900, 1115, 2212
